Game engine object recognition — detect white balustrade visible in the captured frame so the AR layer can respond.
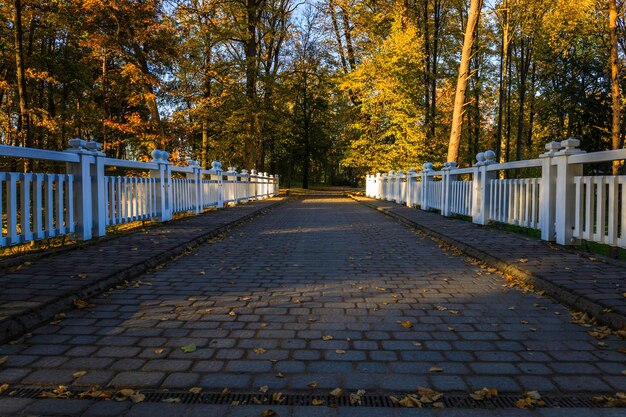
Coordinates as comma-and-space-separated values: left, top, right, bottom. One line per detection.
366, 139, 626, 249
0, 140, 279, 247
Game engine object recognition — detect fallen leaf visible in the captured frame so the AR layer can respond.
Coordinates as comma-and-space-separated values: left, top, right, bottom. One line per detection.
259, 385, 269, 393
221, 388, 230, 395
398, 321, 413, 329
0, 356, 7, 366
239, 296, 251, 301
330, 388, 343, 397
470, 387, 498, 400
262, 410, 276, 417
376, 287, 387, 291
448, 310, 460, 315
189, 387, 202, 394
271, 392, 284, 402
311, 399, 324, 406
228, 311, 237, 317
72, 371, 87, 379
307, 381, 318, 388
0, 384, 8, 394
254, 348, 267, 355
181, 343, 196, 353
199, 271, 205, 275
435, 305, 447, 311
429, 367, 444, 373
417, 387, 443, 403
78, 273, 88, 279
518, 258, 528, 263
335, 349, 346, 354
78, 387, 112, 399
154, 348, 165, 354
413, 342, 422, 346
73, 299, 95, 309
275, 372, 284, 378
162, 397, 181, 403
130, 392, 145, 403
322, 335, 333, 341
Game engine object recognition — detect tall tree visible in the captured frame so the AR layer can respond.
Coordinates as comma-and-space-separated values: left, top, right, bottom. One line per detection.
609, 0, 622, 174
447, 0, 483, 163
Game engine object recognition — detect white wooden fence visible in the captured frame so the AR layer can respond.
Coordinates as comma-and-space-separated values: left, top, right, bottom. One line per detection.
0, 139, 279, 247
366, 139, 626, 249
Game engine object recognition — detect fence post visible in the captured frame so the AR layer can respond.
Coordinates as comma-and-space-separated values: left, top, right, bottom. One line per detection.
240, 169, 250, 202
552, 139, 585, 245
396, 170, 404, 203
150, 150, 172, 222
538, 142, 561, 241
186, 159, 202, 214
208, 161, 223, 208
65, 139, 106, 240
274, 174, 279, 196
421, 163, 433, 210
406, 168, 417, 207
472, 150, 496, 225
441, 162, 457, 216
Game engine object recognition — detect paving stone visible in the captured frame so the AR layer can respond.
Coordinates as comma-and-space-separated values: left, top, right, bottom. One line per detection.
126, 403, 190, 417
21, 398, 93, 415
81, 400, 132, 417
109, 371, 165, 387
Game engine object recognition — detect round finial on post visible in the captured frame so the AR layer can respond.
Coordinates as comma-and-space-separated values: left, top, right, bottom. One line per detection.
251, 169, 258, 175
484, 150, 496, 165
475, 152, 485, 167
211, 161, 222, 171
151, 149, 163, 162
422, 162, 433, 172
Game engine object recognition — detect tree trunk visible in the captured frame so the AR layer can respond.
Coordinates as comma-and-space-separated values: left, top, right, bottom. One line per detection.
495, 0, 509, 162
516, 37, 532, 161
609, 0, 622, 174
244, 0, 261, 170
447, 0, 483, 164
14, 0, 33, 171
329, 0, 348, 75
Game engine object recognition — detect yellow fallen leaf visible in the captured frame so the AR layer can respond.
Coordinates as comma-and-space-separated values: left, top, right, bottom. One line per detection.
130, 392, 145, 403
262, 410, 276, 417
228, 311, 237, 317
448, 310, 460, 315
254, 348, 267, 355
78, 273, 88, 279
311, 399, 324, 406
259, 385, 269, 393
271, 392, 284, 402
154, 348, 165, 354
413, 342, 422, 346
322, 335, 333, 341
72, 371, 87, 379
335, 349, 346, 354
429, 367, 444, 373
398, 321, 413, 328
73, 299, 95, 309
181, 343, 196, 353
330, 388, 343, 397
307, 381, 318, 388
376, 287, 387, 291
518, 258, 528, 263
221, 388, 230, 395
189, 387, 202, 394
0, 384, 8, 394
162, 397, 181, 403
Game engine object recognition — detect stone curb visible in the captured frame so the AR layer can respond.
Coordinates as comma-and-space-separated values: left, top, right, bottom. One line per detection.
0, 198, 288, 344
350, 194, 626, 330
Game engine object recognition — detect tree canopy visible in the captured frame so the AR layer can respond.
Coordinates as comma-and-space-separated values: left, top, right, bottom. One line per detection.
0, 0, 624, 185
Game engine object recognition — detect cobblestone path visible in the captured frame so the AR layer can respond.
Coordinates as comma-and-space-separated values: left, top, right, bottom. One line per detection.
0, 195, 624, 416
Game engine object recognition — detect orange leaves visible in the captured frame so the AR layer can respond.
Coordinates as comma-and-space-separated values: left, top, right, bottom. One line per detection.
515, 391, 545, 409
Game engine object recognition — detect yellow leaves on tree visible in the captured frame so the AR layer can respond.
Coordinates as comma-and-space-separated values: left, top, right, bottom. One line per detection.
341, 6, 431, 173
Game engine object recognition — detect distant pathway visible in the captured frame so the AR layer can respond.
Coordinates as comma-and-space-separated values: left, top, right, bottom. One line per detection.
0, 194, 624, 416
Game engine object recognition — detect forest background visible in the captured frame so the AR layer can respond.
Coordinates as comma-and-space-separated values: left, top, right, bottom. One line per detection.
0, 0, 624, 187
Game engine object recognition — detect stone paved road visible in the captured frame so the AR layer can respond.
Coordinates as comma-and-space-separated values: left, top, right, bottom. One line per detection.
0, 195, 625, 416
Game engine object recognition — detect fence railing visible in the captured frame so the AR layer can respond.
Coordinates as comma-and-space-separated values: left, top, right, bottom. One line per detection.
0, 139, 279, 247
366, 139, 626, 249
